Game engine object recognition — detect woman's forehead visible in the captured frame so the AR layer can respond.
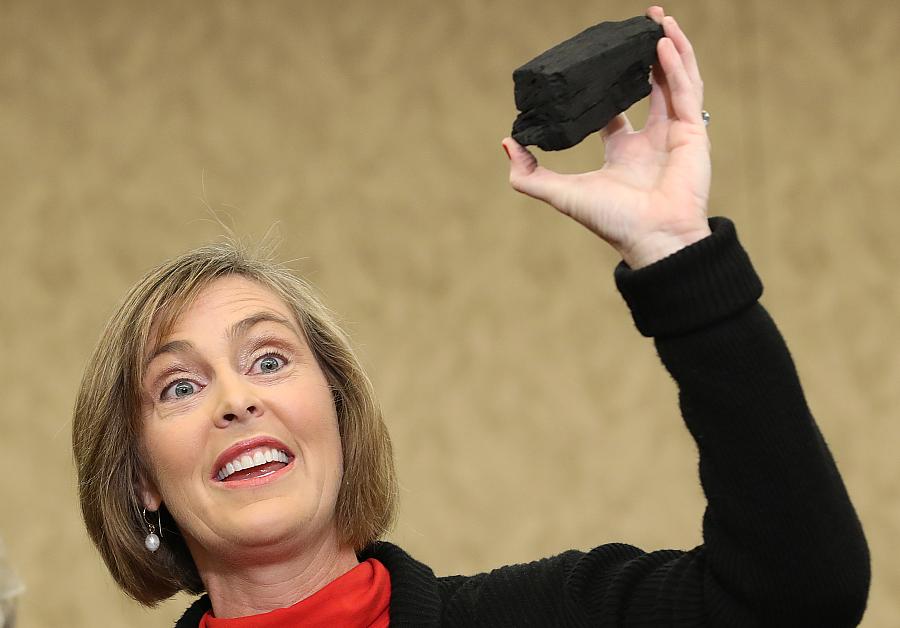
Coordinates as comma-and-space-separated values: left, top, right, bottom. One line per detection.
146, 276, 299, 355
182, 276, 290, 320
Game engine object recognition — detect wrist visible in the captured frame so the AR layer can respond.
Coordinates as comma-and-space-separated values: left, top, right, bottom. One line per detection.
620, 225, 713, 269
613, 217, 764, 338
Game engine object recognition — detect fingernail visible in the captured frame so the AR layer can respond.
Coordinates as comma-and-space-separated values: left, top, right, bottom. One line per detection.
502, 143, 511, 160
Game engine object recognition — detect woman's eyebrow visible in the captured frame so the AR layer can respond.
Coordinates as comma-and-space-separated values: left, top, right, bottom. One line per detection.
144, 339, 194, 370
226, 312, 297, 342
144, 312, 297, 370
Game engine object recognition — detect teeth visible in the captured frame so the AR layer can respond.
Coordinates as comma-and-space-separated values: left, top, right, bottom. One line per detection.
216, 447, 290, 481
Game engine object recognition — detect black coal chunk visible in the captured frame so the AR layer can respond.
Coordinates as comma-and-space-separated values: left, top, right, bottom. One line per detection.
511, 16, 664, 151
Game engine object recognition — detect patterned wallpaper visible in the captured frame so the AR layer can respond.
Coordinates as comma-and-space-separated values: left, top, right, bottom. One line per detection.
1, 1, 896, 625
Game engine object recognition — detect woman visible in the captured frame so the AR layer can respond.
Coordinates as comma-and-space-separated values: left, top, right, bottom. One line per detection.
72, 7, 870, 627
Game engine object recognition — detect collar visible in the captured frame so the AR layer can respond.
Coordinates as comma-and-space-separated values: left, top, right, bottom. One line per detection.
175, 541, 443, 628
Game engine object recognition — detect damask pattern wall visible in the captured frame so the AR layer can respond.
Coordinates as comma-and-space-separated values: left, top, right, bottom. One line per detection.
1, 1, 897, 625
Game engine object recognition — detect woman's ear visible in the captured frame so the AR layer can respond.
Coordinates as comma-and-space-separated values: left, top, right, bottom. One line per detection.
137, 472, 162, 511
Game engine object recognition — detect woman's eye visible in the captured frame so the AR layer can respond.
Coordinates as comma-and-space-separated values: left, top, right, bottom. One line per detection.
161, 379, 198, 400
255, 354, 286, 374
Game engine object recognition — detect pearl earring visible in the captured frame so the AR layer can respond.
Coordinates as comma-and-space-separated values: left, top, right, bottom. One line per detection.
143, 508, 162, 552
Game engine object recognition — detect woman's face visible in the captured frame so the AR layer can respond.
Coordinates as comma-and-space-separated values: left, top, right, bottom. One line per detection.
139, 276, 345, 563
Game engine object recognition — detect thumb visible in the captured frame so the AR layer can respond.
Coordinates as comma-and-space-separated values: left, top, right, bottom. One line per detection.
502, 137, 570, 209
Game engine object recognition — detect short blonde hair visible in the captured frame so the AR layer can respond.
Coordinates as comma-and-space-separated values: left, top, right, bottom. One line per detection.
72, 241, 397, 606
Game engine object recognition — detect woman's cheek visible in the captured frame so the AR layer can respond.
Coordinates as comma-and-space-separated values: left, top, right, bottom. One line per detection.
146, 416, 208, 481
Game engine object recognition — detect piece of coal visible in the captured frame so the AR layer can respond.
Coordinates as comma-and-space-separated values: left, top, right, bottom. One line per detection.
511, 16, 663, 151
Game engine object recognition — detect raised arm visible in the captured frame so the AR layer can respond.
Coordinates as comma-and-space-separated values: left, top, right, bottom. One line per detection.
492, 6, 870, 626
609, 217, 870, 625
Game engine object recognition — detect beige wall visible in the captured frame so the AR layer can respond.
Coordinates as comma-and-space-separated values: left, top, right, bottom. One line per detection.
1, 1, 897, 625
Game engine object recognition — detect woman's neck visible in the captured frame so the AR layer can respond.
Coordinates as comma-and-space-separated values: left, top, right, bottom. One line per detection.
198, 534, 360, 619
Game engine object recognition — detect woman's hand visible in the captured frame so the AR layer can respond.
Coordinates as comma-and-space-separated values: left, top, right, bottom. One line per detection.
502, 6, 711, 270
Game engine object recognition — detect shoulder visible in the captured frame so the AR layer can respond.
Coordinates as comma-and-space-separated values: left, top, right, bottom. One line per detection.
441, 544, 653, 621
364, 540, 669, 626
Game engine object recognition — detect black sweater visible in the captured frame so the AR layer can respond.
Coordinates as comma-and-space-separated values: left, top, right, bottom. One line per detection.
176, 217, 870, 627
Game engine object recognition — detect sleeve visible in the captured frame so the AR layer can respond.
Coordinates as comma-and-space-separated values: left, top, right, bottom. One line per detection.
441, 218, 870, 628
607, 216, 870, 626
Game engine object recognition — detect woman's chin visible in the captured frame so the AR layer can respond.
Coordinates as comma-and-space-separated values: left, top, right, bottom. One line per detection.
207, 500, 327, 553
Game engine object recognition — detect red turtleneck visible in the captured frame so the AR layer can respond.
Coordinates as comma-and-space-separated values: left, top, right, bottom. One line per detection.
199, 558, 390, 628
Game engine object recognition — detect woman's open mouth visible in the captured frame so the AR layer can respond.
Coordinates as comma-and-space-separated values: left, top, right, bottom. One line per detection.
212, 438, 295, 486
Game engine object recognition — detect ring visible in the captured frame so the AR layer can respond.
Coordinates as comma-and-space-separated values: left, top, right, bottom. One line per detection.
701, 110, 710, 126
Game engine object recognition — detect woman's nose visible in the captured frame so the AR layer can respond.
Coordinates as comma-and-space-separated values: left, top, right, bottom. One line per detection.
221, 404, 261, 422
214, 377, 264, 426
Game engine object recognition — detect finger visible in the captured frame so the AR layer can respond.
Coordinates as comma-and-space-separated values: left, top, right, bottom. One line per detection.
501, 137, 571, 207
657, 37, 702, 125
647, 65, 673, 124
662, 16, 702, 96
645, 5, 665, 23
600, 113, 634, 143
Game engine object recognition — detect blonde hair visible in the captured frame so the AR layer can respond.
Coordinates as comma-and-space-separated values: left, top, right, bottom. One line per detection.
72, 241, 397, 606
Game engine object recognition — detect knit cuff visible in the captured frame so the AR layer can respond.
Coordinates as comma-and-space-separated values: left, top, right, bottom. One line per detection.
613, 217, 763, 338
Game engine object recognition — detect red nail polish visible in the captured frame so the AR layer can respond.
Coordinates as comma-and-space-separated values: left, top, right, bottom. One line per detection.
502, 144, 511, 160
